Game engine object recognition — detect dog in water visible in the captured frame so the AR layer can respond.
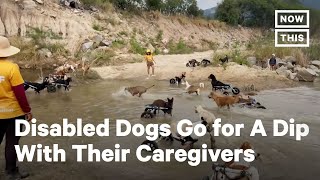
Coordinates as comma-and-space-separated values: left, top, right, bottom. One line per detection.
24, 77, 50, 94
125, 85, 155, 97
152, 97, 174, 116
185, 81, 205, 95
224, 141, 260, 180
195, 105, 216, 148
208, 91, 240, 109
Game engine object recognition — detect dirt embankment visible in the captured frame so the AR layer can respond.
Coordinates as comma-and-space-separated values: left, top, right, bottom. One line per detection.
0, 0, 259, 54
93, 51, 296, 91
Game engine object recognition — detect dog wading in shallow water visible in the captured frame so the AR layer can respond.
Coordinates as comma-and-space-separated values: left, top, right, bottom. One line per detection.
125, 85, 155, 97
152, 98, 174, 116
185, 81, 205, 95
195, 105, 216, 149
208, 91, 240, 109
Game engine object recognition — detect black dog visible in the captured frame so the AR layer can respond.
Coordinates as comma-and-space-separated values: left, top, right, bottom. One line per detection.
54, 77, 72, 91
208, 74, 229, 90
201, 59, 211, 67
24, 77, 49, 94
186, 59, 200, 67
219, 55, 228, 64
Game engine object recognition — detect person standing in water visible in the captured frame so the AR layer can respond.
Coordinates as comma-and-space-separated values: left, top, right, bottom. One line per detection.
145, 49, 156, 78
0, 36, 32, 180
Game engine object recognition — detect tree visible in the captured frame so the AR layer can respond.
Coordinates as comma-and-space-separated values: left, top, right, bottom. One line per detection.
145, 0, 163, 11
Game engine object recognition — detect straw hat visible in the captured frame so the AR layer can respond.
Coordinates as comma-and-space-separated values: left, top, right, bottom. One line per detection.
0, 36, 20, 58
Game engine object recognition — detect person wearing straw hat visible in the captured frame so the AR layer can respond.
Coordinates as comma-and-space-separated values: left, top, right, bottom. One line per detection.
0, 36, 32, 179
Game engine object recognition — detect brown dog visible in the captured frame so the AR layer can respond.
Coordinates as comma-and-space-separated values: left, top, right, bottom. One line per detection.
152, 98, 174, 115
208, 91, 240, 109
125, 85, 155, 97
226, 141, 260, 170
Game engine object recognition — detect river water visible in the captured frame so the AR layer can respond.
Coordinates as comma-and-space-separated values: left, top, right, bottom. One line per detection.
0, 72, 319, 180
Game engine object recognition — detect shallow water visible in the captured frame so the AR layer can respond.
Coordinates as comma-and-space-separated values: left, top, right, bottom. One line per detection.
1, 72, 320, 180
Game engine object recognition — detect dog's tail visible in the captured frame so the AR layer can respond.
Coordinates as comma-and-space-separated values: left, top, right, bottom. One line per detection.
199, 83, 205, 88
147, 85, 155, 90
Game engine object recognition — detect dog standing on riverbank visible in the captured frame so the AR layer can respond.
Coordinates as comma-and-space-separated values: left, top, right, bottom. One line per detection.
125, 85, 155, 97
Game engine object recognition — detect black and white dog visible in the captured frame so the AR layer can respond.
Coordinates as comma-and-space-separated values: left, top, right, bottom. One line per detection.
24, 77, 50, 94
219, 55, 229, 64
201, 59, 211, 67
54, 77, 72, 91
186, 59, 200, 67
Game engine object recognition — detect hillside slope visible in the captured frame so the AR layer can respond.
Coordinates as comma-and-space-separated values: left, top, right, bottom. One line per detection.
0, 0, 260, 54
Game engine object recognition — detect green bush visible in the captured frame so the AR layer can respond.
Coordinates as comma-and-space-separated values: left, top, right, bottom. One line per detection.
129, 38, 145, 54
111, 40, 126, 49
92, 23, 104, 31
168, 39, 193, 54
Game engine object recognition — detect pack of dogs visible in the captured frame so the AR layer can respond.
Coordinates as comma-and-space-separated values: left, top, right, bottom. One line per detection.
24, 57, 263, 176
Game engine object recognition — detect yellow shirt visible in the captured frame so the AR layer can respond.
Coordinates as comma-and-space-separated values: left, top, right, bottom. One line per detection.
0, 59, 25, 119
145, 55, 154, 63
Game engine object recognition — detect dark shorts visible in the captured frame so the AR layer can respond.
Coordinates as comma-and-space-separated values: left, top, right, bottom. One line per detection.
147, 62, 154, 67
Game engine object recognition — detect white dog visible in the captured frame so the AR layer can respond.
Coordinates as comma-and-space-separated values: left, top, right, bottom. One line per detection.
185, 81, 205, 95
195, 105, 216, 148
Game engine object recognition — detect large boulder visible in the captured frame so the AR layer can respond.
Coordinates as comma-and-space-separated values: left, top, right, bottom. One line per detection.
99, 40, 111, 47
309, 65, 319, 71
289, 72, 297, 80
38, 48, 52, 58
286, 62, 294, 70
283, 56, 297, 63
296, 68, 318, 82
311, 60, 320, 68
82, 41, 94, 51
92, 34, 104, 43
277, 60, 286, 67
23, 0, 37, 9
276, 66, 289, 78
247, 57, 257, 66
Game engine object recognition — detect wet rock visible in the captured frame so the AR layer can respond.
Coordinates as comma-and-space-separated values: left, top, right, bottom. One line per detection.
311, 60, 320, 68
38, 48, 52, 58
82, 41, 94, 51
296, 68, 318, 82
247, 56, 257, 66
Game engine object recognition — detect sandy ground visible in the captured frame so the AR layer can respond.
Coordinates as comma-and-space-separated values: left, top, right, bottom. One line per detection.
92, 51, 296, 91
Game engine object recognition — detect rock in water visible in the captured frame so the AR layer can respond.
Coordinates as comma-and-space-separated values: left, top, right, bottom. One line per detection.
296, 68, 318, 82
